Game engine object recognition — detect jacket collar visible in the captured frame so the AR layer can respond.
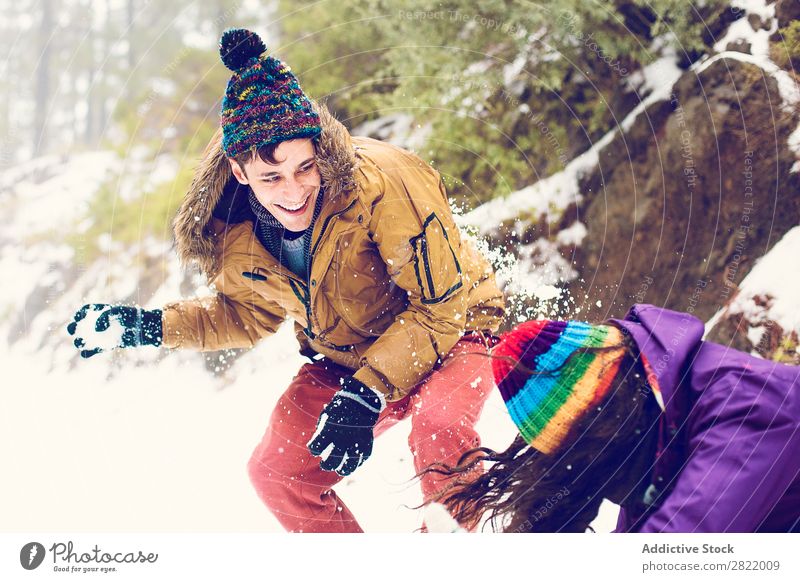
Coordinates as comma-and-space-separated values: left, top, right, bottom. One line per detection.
172, 102, 358, 278
608, 303, 704, 420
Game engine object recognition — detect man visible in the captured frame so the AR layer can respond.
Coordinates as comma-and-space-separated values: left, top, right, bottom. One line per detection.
68, 28, 505, 532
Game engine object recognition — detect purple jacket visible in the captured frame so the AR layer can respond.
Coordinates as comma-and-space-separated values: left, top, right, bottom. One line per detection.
609, 304, 800, 533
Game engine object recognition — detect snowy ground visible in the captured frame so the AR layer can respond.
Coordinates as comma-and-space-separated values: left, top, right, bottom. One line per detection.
0, 322, 620, 533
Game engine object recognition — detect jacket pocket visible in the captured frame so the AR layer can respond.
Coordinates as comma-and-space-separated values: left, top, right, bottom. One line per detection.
409, 212, 462, 304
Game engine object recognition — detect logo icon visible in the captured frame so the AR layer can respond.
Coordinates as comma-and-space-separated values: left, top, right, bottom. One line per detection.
20, 542, 46, 570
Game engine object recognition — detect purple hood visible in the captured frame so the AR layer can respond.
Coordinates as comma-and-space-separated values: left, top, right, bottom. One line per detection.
609, 304, 800, 532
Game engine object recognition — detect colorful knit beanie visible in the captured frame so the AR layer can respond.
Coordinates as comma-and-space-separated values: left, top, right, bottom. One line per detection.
219, 28, 321, 159
492, 320, 628, 454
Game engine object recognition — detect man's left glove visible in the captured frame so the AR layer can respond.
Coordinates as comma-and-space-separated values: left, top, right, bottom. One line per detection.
307, 376, 386, 476
67, 303, 163, 358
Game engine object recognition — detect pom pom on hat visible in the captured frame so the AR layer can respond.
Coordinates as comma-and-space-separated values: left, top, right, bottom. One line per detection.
219, 28, 267, 72
217, 28, 321, 158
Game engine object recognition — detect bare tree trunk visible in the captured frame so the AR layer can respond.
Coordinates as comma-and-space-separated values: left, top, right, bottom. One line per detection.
96, 0, 108, 143
215, 0, 240, 39
127, 0, 135, 71
0, 80, 12, 168
33, 0, 53, 157
84, 0, 95, 145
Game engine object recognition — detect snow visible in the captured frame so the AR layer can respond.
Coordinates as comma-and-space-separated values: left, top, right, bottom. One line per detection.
2, 152, 117, 237
695, 3, 800, 334
458, 138, 604, 234
729, 0, 773, 19
115, 148, 182, 202
352, 113, 414, 141
0, 318, 531, 531
70, 305, 127, 352
713, 0, 776, 58
727, 226, 800, 334
696, 0, 798, 115
521, 238, 578, 288
555, 221, 588, 246
0, 154, 61, 191
696, 3, 800, 338
693, 50, 799, 114
459, 47, 682, 235
533, 284, 561, 302
466, 227, 572, 317
424, 502, 466, 533
789, 124, 800, 174
503, 53, 529, 88
351, 113, 432, 152
145, 155, 180, 193
746, 323, 767, 347
620, 48, 683, 132
0, 325, 300, 532
0, 244, 67, 317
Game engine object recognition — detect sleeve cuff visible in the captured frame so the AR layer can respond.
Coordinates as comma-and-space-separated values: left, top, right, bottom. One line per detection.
160, 305, 184, 349
352, 365, 406, 403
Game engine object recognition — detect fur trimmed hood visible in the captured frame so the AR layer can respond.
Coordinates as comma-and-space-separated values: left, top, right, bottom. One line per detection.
172, 102, 358, 278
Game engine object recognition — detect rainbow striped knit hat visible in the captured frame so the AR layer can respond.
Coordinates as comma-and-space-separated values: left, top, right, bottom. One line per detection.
218, 28, 321, 158
492, 320, 627, 454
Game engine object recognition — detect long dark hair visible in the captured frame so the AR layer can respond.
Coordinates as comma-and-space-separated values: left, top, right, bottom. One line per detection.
424, 334, 661, 532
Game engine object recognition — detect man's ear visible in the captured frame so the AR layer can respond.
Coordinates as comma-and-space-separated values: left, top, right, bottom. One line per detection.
229, 159, 249, 185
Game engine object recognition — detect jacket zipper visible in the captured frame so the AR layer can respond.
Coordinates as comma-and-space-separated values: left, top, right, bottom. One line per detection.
310, 198, 357, 258
274, 197, 359, 341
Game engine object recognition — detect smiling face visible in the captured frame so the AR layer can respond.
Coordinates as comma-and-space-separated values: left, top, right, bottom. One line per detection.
229, 138, 321, 232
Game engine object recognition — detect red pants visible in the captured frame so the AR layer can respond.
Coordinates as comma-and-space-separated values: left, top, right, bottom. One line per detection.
247, 336, 494, 532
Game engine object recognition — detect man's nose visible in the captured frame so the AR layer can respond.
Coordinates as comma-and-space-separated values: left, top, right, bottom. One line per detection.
282, 175, 305, 199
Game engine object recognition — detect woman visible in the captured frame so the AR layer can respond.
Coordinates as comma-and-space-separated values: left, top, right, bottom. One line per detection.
430, 304, 800, 532
66, 28, 505, 532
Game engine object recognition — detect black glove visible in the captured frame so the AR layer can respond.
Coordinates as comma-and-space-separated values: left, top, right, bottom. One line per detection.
66, 303, 163, 358
307, 376, 385, 476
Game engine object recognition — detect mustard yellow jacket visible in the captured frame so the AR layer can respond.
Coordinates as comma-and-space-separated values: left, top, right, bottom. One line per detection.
163, 105, 505, 401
